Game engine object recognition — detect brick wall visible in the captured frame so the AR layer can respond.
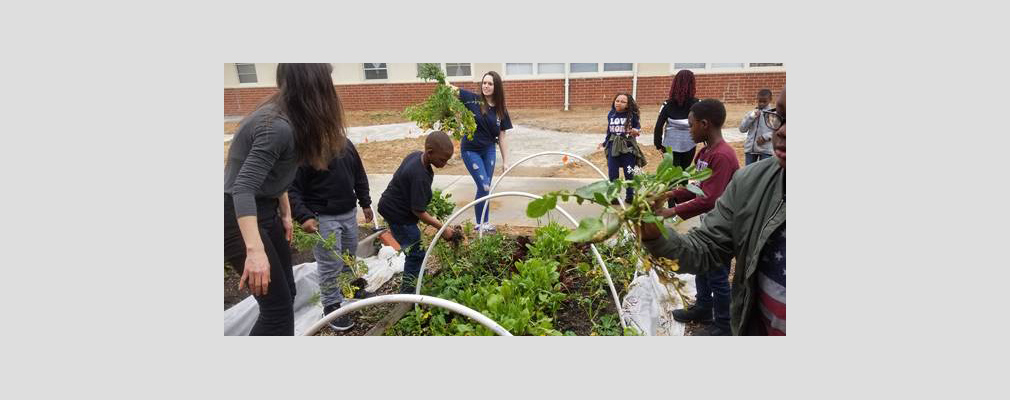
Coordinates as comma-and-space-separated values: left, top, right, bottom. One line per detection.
224, 72, 785, 115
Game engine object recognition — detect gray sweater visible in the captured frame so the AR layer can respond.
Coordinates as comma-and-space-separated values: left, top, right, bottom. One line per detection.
224, 105, 298, 218
739, 107, 774, 155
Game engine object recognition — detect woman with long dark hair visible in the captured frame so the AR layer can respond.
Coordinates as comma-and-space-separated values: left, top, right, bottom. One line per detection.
449, 71, 512, 233
224, 63, 346, 335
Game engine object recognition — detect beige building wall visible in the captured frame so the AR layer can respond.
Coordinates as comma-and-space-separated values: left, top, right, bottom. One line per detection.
637, 63, 672, 77
223, 63, 277, 88
225, 63, 784, 88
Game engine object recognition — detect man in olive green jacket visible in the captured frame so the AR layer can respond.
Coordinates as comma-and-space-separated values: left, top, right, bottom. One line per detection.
641, 87, 787, 335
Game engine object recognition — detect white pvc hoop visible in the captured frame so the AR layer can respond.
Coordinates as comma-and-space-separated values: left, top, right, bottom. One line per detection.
416, 191, 627, 331
302, 294, 512, 336
479, 151, 625, 236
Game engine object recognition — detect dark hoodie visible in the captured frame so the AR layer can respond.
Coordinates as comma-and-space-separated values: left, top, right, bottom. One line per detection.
288, 139, 371, 223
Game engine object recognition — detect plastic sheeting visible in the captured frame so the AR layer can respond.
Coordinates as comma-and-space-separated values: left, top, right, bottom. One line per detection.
223, 245, 405, 336
620, 269, 697, 336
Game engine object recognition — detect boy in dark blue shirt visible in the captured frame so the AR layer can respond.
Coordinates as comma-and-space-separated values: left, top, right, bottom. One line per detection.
377, 131, 456, 293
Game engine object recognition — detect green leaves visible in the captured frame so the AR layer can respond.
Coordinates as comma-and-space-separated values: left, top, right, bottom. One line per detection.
685, 183, 705, 197
427, 189, 455, 221
574, 180, 610, 203
526, 195, 557, 218
403, 63, 476, 141
416, 63, 445, 84
566, 217, 603, 242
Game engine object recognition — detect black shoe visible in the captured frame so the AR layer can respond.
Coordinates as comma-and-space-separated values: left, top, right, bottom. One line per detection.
323, 303, 354, 331
672, 304, 713, 323
695, 323, 731, 336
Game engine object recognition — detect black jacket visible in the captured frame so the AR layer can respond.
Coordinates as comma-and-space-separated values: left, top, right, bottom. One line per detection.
653, 97, 699, 150
288, 139, 371, 223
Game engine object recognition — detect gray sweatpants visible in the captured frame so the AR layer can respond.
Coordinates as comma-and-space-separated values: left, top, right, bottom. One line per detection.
313, 208, 359, 307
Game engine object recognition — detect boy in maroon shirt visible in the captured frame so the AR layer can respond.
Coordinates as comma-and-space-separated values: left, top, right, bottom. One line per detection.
662, 99, 740, 335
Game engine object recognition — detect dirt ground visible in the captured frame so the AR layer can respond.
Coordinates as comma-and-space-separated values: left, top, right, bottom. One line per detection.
224, 104, 755, 174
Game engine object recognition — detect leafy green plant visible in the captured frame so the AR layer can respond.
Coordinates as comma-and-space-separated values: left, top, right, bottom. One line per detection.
459, 232, 516, 279
595, 314, 622, 336
292, 223, 370, 299
527, 222, 570, 261
526, 150, 714, 305
388, 256, 567, 336
427, 189, 455, 222
403, 63, 477, 141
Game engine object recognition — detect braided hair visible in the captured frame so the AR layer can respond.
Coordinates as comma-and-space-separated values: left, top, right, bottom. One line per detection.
668, 69, 696, 107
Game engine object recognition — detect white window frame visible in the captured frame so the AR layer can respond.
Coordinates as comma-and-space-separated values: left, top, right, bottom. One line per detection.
363, 63, 389, 81
501, 63, 567, 80
502, 63, 632, 79
569, 63, 634, 76
444, 63, 473, 79
669, 63, 786, 74
236, 63, 258, 84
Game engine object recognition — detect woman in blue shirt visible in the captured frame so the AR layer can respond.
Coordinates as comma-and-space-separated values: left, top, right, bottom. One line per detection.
449, 71, 512, 233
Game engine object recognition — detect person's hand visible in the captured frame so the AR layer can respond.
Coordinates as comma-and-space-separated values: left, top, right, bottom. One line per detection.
239, 249, 271, 296
282, 216, 293, 243
651, 191, 675, 213
441, 228, 455, 241
630, 128, 641, 137
301, 218, 318, 234
756, 136, 768, 145
362, 208, 374, 223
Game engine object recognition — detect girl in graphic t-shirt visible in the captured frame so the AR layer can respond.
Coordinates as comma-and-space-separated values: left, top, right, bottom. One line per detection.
602, 92, 642, 204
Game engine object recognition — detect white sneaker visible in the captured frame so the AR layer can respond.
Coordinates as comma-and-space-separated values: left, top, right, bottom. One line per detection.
477, 223, 497, 233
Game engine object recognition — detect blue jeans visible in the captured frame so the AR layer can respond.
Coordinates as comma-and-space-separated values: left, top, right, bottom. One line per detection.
606, 151, 636, 202
313, 208, 359, 307
461, 145, 496, 225
388, 223, 424, 293
695, 261, 732, 331
745, 152, 772, 165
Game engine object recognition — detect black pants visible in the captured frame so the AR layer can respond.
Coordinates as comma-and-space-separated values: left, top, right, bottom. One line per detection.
224, 194, 296, 336
668, 147, 696, 208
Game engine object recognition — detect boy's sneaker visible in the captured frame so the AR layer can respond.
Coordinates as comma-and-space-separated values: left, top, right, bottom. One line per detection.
477, 223, 496, 234
671, 304, 713, 323
323, 303, 354, 331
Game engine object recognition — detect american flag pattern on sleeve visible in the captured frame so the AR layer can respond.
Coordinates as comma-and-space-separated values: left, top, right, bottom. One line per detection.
756, 223, 786, 335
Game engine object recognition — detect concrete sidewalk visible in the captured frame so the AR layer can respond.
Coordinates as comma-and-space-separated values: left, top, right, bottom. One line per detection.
354, 174, 700, 232
225, 121, 747, 167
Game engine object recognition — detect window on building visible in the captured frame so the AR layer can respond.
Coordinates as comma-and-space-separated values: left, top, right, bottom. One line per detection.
570, 63, 598, 73
712, 63, 745, 68
363, 63, 388, 80
506, 63, 534, 75
236, 63, 257, 83
674, 63, 707, 70
537, 63, 565, 74
445, 63, 472, 77
603, 63, 633, 72
749, 63, 784, 67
